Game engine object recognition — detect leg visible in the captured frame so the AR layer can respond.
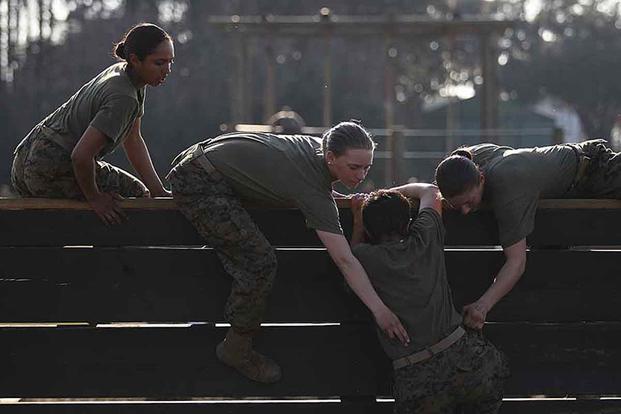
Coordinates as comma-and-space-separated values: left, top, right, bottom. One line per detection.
20, 138, 83, 198
169, 161, 280, 383
450, 331, 508, 414
95, 161, 149, 197
393, 355, 457, 414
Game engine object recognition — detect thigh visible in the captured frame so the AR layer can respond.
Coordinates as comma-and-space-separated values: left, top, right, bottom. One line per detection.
96, 161, 148, 197
393, 357, 457, 414
171, 163, 273, 259
450, 331, 508, 413
21, 138, 83, 198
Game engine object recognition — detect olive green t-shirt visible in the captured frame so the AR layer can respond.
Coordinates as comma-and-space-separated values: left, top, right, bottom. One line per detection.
352, 209, 462, 360
203, 133, 342, 235
467, 143, 577, 247
42, 62, 145, 159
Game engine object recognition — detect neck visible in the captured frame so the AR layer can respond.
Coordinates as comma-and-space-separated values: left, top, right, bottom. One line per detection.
125, 64, 145, 89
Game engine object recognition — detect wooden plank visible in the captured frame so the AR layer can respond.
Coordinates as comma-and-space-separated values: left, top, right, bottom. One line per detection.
1, 248, 620, 323
1, 399, 620, 413
0, 323, 620, 398
0, 247, 363, 324
4, 197, 621, 210
1, 248, 620, 324
3, 198, 621, 247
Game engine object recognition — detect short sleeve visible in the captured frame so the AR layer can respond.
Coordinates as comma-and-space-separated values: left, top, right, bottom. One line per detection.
409, 208, 445, 245
90, 95, 138, 143
298, 192, 343, 235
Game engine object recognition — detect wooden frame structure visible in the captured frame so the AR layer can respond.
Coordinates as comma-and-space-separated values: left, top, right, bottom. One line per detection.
209, 11, 515, 132
1, 197, 621, 413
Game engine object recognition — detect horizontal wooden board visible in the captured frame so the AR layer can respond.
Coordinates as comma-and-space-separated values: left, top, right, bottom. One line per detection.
0, 248, 619, 324
1, 399, 620, 414
2, 198, 621, 247
0, 323, 620, 398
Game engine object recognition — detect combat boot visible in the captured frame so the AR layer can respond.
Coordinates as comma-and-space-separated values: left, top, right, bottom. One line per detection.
216, 328, 282, 383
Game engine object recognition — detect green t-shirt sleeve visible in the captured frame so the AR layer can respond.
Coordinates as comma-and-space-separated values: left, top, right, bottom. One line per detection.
90, 95, 138, 143
410, 208, 445, 245
298, 192, 343, 235
493, 193, 538, 247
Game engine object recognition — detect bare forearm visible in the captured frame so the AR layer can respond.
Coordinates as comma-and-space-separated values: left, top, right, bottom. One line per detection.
124, 136, 166, 195
72, 155, 100, 200
477, 257, 525, 311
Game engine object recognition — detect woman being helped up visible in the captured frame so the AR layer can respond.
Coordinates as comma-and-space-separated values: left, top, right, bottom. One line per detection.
351, 184, 508, 413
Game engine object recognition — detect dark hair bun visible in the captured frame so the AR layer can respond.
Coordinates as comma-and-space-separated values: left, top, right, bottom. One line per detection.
451, 148, 472, 160
114, 42, 126, 60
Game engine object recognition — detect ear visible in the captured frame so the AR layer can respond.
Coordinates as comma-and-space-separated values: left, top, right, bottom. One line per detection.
479, 172, 485, 186
128, 53, 141, 67
325, 150, 336, 165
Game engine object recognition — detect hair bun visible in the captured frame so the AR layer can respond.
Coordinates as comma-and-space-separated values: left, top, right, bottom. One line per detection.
115, 42, 126, 60
451, 148, 472, 160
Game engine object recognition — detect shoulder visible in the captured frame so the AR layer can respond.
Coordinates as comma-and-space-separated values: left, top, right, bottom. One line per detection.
95, 64, 141, 101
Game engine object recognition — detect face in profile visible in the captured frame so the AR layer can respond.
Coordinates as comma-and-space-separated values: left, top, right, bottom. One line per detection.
444, 178, 485, 215
326, 148, 373, 189
131, 39, 175, 87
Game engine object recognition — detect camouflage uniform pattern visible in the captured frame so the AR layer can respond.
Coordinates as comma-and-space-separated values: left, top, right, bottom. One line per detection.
167, 156, 277, 333
11, 125, 148, 198
393, 329, 509, 414
570, 139, 621, 198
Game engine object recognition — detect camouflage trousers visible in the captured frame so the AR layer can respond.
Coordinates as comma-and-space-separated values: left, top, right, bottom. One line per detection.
568, 139, 621, 198
167, 156, 277, 333
393, 329, 509, 414
11, 125, 148, 198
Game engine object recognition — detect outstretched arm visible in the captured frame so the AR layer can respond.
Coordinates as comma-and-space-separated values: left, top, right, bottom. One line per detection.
463, 238, 527, 329
316, 230, 410, 346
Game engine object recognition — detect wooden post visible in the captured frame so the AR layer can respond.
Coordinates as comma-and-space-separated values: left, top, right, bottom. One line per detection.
392, 126, 405, 184
231, 31, 246, 124
479, 32, 498, 138
384, 34, 396, 186
263, 39, 276, 122
322, 31, 332, 127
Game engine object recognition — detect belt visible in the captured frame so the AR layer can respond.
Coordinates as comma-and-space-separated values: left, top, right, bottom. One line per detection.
171, 142, 217, 174
195, 151, 217, 174
392, 326, 465, 370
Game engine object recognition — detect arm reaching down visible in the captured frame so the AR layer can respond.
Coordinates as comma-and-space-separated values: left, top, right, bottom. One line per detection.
316, 230, 410, 346
123, 118, 170, 197
71, 126, 126, 225
463, 238, 527, 329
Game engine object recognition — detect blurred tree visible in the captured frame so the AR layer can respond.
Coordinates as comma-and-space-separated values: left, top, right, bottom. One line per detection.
501, 0, 621, 139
